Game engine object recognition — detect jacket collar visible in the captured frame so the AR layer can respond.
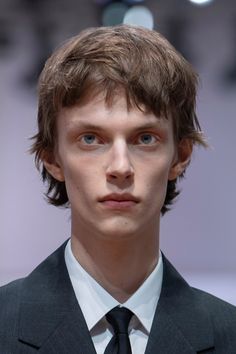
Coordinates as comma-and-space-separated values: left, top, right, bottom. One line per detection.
18, 241, 96, 354
145, 255, 215, 354
18, 243, 214, 353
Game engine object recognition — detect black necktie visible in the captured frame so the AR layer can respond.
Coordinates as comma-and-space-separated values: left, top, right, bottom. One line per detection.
104, 306, 133, 354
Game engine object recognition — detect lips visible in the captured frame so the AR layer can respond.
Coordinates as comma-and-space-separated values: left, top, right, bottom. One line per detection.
98, 193, 140, 209
99, 193, 139, 203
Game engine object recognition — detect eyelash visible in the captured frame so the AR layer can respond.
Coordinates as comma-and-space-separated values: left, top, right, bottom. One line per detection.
78, 133, 159, 146
137, 134, 158, 145
80, 134, 101, 145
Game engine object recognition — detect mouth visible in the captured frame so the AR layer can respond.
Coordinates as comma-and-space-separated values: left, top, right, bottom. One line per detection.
98, 193, 140, 209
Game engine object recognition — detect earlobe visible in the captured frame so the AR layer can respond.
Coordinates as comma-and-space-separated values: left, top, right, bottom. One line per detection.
168, 139, 193, 181
42, 151, 65, 182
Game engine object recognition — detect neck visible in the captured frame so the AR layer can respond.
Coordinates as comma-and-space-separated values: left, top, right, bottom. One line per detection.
70, 224, 159, 303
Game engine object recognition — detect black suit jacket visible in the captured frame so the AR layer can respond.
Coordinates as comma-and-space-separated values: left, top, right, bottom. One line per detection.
1, 242, 236, 353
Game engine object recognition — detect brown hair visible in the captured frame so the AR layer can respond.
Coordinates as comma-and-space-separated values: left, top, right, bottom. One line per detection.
31, 24, 206, 214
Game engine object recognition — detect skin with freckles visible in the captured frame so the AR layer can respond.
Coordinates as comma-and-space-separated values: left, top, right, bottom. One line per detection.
44, 94, 191, 302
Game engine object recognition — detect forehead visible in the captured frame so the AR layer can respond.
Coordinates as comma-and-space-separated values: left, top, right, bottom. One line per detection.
57, 93, 173, 135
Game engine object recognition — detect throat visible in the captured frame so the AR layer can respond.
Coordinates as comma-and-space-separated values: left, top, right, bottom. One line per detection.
70, 235, 159, 302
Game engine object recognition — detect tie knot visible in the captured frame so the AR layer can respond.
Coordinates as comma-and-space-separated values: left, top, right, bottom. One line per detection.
106, 306, 133, 335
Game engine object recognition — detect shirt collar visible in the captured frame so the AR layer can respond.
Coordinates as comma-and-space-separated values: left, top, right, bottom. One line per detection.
65, 239, 163, 333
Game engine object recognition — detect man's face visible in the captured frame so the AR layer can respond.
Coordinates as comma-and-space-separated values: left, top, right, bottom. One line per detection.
45, 94, 186, 240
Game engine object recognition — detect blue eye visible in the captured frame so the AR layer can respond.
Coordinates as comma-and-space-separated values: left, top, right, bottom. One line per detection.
82, 134, 97, 144
139, 134, 156, 145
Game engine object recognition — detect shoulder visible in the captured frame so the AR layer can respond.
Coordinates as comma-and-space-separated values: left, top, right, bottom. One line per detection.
0, 279, 24, 348
162, 254, 236, 322
161, 254, 236, 351
191, 288, 236, 350
0, 278, 24, 312
192, 286, 236, 332
193, 286, 236, 312
0, 243, 68, 352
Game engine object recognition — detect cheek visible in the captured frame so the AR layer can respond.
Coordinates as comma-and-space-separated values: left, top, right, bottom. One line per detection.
60, 154, 87, 180
144, 156, 173, 181
63, 161, 100, 199
141, 158, 173, 196
146, 172, 168, 193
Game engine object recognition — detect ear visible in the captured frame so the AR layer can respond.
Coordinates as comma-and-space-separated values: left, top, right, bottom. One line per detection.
168, 139, 193, 181
42, 150, 65, 182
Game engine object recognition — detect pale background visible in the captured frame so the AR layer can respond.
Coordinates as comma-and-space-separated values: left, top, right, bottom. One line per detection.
0, 0, 236, 305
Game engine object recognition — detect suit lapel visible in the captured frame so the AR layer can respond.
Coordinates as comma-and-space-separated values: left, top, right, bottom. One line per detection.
18, 242, 96, 354
145, 255, 215, 354
37, 308, 96, 354
17, 244, 215, 353
145, 305, 196, 354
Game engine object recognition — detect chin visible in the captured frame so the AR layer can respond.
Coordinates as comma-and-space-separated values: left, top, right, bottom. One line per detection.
97, 219, 140, 240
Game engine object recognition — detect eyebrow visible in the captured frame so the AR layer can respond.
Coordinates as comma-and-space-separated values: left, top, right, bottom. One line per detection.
68, 122, 105, 132
67, 120, 166, 132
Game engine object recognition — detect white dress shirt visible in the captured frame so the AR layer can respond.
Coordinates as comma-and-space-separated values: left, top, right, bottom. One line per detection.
65, 240, 163, 354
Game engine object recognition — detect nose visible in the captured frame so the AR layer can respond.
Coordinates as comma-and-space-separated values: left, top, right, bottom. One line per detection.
106, 140, 134, 183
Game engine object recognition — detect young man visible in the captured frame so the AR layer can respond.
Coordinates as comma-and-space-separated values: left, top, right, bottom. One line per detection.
0, 25, 235, 354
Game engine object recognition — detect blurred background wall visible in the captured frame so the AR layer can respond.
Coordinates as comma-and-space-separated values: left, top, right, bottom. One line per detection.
0, 0, 236, 304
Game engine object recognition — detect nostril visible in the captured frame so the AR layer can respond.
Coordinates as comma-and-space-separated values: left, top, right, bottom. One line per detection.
106, 166, 134, 183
